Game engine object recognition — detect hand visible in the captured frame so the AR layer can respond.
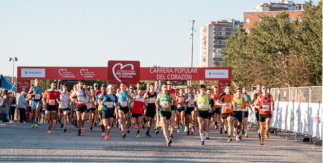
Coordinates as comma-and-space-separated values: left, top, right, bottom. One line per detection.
100, 104, 104, 108
273, 107, 275, 111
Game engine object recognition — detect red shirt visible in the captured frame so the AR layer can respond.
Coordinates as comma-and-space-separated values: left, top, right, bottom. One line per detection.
259, 94, 272, 115
167, 89, 176, 95
43, 89, 60, 106
95, 90, 103, 96
213, 94, 220, 108
132, 96, 145, 114
254, 92, 261, 112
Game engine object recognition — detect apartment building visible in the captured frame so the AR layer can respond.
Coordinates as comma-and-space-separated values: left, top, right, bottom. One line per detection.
244, 0, 304, 33
200, 19, 243, 67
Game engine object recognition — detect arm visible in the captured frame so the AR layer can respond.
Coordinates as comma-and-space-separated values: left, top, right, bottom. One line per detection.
128, 92, 134, 101
155, 95, 160, 122
22, 96, 29, 107
42, 92, 47, 107
28, 87, 34, 96
184, 94, 189, 102
85, 90, 92, 101
69, 91, 76, 102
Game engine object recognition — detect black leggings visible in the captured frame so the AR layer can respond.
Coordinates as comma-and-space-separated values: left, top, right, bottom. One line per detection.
19, 108, 26, 122
10, 107, 16, 120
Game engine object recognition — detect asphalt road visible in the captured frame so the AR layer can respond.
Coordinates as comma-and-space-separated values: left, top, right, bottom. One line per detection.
0, 122, 321, 162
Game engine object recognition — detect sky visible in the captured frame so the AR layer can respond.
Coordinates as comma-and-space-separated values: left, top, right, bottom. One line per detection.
0, 0, 318, 77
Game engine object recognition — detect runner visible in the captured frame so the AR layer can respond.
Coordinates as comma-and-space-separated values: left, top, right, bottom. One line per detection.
89, 89, 96, 131
176, 88, 186, 133
28, 78, 43, 128
154, 81, 160, 94
232, 87, 246, 141
184, 85, 196, 136
155, 82, 176, 146
255, 85, 275, 145
96, 84, 107, 137
69, 81, 92, 136
117, 83, 133, 138
144, 83, 157, 137
242, 87, 252, 137
81, 83, 90, 133
216, 84, 234, 142
252, 84, 262, 140
213, 86, 221, 130
59, 84, 69, 132
195, 85, 212, 145
42, 81, 60, 134
129, 88, 147, 138
206, 88, 215, 139
166, 81, 177, 138
100, 85, 118, 140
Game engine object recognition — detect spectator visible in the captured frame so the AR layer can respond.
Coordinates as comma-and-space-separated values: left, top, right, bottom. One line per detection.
0, 101, 9, 122
10, 94, 17, 122
18, 92, 28, 123
2, 90, 11, 120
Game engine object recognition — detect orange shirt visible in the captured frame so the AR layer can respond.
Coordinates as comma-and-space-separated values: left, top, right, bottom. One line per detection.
218, 93, 234, 114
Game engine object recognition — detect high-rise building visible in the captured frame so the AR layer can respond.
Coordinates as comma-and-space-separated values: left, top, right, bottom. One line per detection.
244, 0, 304, 33
200, 19, 243, 67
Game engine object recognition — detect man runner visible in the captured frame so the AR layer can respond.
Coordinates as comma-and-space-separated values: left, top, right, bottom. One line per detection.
255, 85, 275, 145
176, 88, 187, 133
28, 78, 43, 128
206, 88, 215, 139
130, 89, 147, 138
42, 81, 60, 134
216, 84, 234, 142
232, 87, 246, 141
166, 81, 177, 138
195, 85, 212, 145
59, 84, 69, 132
155, 83, 176, 146
144, 82, 157, 137
252, 84, 262, 140
96, 84, 107, 137
184, 85, 196, 136
242, 87, 252, 137
213, 86, 221, 130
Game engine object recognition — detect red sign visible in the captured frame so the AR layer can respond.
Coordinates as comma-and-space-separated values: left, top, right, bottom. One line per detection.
107, 61, 140, 85
17, 80, 31, 93
140, 67, 231, 81
17, 67, 107, 80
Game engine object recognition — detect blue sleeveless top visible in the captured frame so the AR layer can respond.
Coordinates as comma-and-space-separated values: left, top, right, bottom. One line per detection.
118, 90, 129, 106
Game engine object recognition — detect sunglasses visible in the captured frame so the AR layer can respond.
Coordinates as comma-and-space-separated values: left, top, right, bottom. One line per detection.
262, 87, 267, 89
95, 85, 98, 87
130, 88, 134, 89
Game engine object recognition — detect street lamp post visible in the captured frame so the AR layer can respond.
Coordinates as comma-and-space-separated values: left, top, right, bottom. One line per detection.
189, 20, 195, 85
8, 57, 18, 84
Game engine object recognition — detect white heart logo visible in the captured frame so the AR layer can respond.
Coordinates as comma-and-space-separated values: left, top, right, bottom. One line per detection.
59, 69, 67, 76
80, 69, 88, 76
112, 63, 134, 82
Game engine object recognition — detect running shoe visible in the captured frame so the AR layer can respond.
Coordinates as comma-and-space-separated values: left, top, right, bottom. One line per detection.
48, 130, 52, 134
245, 133, 248, 137
206, 136, 210, 139
122, 133, 126, 139
192, 127, 195, 132
105, 135, 110, 140
190, 130, 194, 135
260, 138, 264, 145
125, 128, 128, 132
181, 124, 184, 131
78, 132, 81, 136
200, 141, 204, 145
94, 122, 97, 127
31, 123, 34, 128
233, 129, 236, 136
60, 123, 63, 128
135, 124, 138, 129
81, 128, 85, 133
136, 134, 140, 138
90, 126, 93, 131
142, 124, 145, 129
219, 128, 223, 134
242, 129, 245, 135
187, 131, 190, 136
265, 131, 269, 139
169, 134, 173, 138
127, 129, 130, 134
227, 137, 233, 142
101, 133, 105, 137
155, 130, 159, 134
53, 121, 56, 126
167, 139, 172, 147
35, 124, 38, 128
146, 133, 151, 137
214, 124, 218, 129
64, 128, 66, 132
177, 129, 180, 133
224, 130, 228, 134
239, 135, 242, 140
236, 136, 240, 141
184, 127, 188, 132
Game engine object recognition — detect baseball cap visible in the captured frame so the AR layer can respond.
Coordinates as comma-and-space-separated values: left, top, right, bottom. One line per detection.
107, 85, 114, 89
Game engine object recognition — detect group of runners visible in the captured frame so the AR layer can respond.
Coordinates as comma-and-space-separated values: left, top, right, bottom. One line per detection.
27, 78, 274, 146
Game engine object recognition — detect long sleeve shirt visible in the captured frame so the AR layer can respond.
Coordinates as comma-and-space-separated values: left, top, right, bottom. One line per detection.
17, 95, 29, 109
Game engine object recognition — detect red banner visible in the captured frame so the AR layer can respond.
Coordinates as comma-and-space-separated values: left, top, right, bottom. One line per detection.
17, 67, 107, 80
17, 80, 31, 93
107, 61, 140, 85
140, 67, 231, 81
217, 80, 232, 94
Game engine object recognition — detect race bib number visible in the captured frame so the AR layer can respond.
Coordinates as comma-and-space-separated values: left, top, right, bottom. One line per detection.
179, 97, 184, 103
190, 99, 195, 104
198, 104, 206, 109
150, 98, 155, 103
107, 102, 114, 108
49, 100, 55, 106
61, 101, 68, 108
236, 104, 241, 110
242, 106, 248, 111
78, 97, 85, 104
263, 103, 270, 111
161, 101, 169, 107
35, 94, 41, 100
121, 101, 127, 107
225, 103, 231, 109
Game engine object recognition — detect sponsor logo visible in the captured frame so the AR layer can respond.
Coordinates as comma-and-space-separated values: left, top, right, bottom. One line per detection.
21, 68, 45, 78
59, 69, 75, 78
112, 63, 135, 82
80, 69, 96, 78
205, 69, 228, 79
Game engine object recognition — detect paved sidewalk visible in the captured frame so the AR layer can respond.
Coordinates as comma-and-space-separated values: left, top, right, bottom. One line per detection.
0, 122, 321, 162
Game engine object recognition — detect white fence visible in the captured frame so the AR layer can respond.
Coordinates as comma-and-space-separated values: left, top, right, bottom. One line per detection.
248, 86, 322, 138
